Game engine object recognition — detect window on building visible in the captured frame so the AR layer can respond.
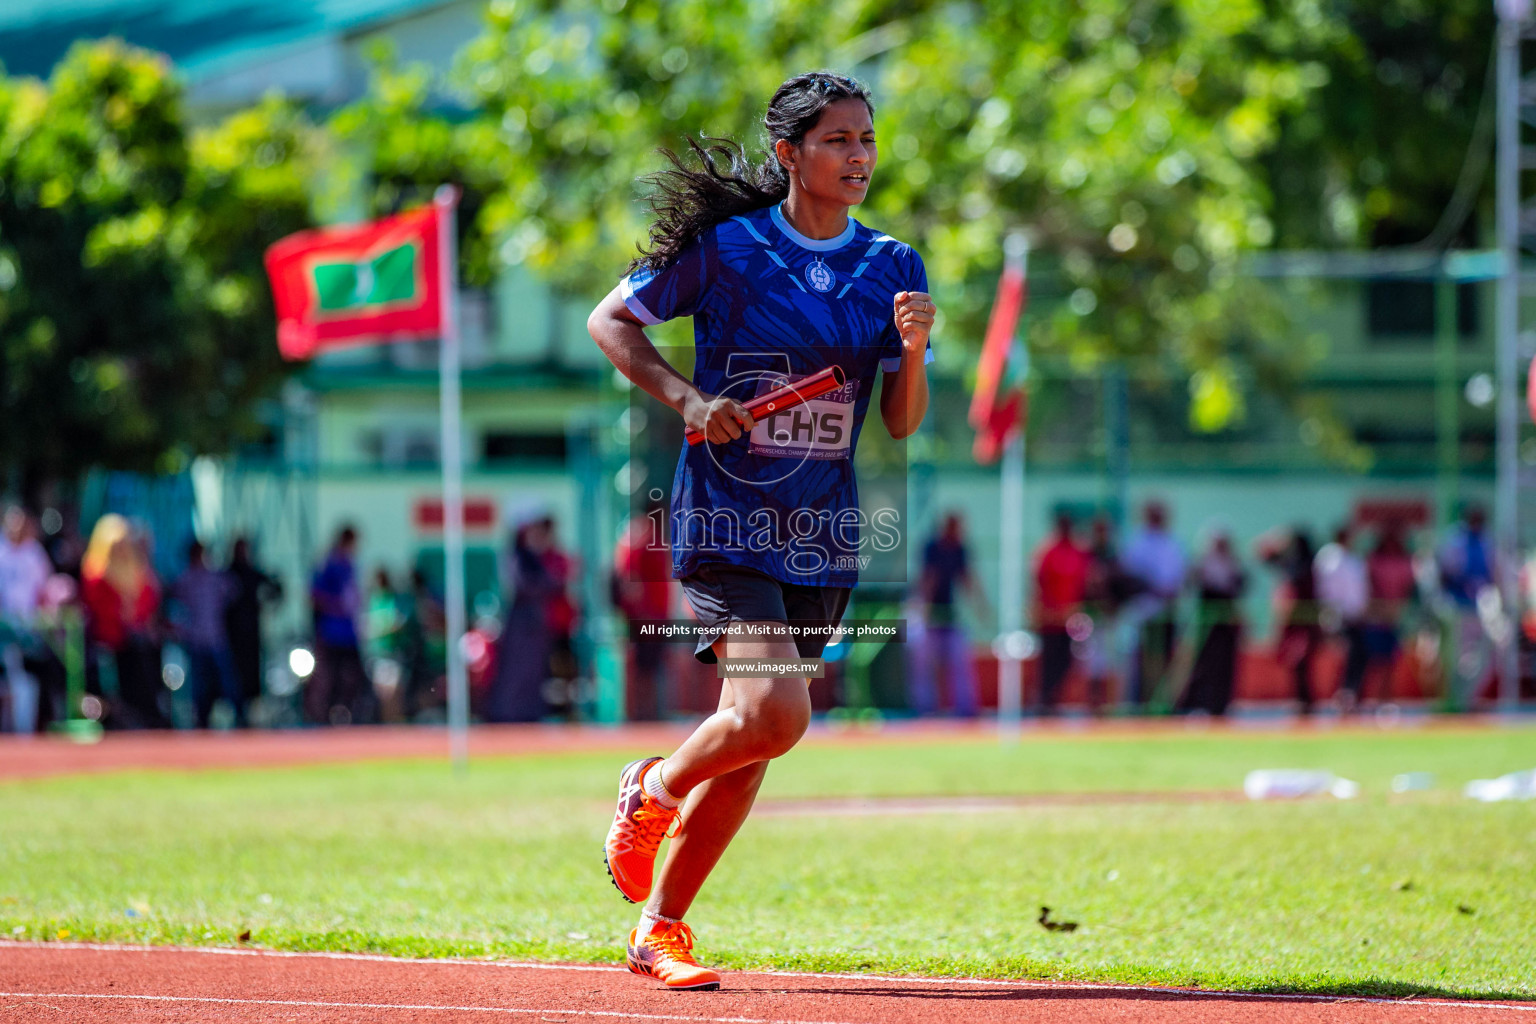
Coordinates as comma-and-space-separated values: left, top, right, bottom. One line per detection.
1365, 280, 1478, 341
401, 431, 440, 465
357, 430, 383, 466
482, 431, 567, 462
356, 426, 440, 467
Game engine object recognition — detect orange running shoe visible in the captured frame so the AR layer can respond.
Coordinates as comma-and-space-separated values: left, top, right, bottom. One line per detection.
603, 756, 679, 904
626, 921, 721, 990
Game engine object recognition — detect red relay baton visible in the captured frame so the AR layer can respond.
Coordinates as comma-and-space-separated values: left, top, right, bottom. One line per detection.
685, 365, 847, 446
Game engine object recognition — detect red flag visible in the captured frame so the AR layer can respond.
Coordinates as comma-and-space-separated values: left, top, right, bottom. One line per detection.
1529, 354, 1536, 426
1523, 354, 1536, 426
969, 236, 1029, 464
264, 206, 443, 360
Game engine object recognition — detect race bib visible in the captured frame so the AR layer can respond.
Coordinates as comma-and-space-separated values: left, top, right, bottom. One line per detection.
748, 373, 857, 460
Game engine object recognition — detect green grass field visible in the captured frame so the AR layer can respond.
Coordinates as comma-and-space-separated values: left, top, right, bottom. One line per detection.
2, 726, 1534, 999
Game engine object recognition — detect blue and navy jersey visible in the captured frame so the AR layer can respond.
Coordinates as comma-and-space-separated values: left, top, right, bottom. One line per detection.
620, 202, 932, 588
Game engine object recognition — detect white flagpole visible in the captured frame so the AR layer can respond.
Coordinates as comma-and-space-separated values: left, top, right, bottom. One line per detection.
997, 432, 1025, 740
1494, 1, 1526, 711
996, 233, 1029, 743
435, 185, 469, 771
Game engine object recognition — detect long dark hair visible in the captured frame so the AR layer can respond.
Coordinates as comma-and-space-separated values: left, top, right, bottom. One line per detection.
629, 71, 873, 274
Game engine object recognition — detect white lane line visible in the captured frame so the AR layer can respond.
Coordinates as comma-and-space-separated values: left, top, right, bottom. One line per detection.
3, 942, 1532, 1012
0, 940, 628, 972
0, 992, 863, 1024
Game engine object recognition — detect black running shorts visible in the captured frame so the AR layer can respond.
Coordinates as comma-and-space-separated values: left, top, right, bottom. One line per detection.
679, 563, 852, 665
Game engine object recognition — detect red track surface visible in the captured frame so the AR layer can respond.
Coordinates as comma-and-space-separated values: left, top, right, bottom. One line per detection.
0, 943, 1529, 1024
0, 718, 1521, 781
0, 724, 697, 780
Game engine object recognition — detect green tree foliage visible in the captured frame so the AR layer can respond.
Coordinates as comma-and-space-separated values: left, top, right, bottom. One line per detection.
0, 4, 1495, 478
328, 49, 512, 288
1266, 0, 1496, 248
0, 41, 314, 488
453, 0, 1350, 421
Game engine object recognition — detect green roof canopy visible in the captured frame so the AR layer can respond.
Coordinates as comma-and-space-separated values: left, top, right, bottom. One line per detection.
0, 0, 444, 80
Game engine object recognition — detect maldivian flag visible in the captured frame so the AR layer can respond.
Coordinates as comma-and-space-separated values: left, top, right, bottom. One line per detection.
968, 238, 1029, 464
264, 206, 443, 360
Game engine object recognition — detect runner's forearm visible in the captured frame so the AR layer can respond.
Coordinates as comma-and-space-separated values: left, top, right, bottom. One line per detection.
588, 287, 703, 417
879, 348, 929, 439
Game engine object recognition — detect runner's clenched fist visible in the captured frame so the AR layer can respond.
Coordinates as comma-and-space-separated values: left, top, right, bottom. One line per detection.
894, 291, 937, 354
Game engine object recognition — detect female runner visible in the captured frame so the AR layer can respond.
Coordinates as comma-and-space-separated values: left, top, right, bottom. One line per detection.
587, 70, 936, 991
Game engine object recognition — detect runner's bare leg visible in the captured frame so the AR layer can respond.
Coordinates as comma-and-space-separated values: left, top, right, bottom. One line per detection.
654, 625, 809, 792
646, 629, 808, 920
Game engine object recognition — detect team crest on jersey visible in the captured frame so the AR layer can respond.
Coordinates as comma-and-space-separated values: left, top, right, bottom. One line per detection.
805, 261, 836, 293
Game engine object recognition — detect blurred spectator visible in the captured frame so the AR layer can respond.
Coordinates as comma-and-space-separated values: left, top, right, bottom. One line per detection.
399, 568, 445, 719
1079, 517, 1127, 714
0, 508, 52, 622
171, 540, 243, 728
911, 512, 985, 717
0, 506, 65, 732
541, 518, 581, 717
367, 568, 405, 658
612, 500, 673, 721
1177, 531, 1246, 716
1521, 552, 1536, 690
44, 516, 85, 581
1439, 505, 1495, 608
1260, 527, 1322, 716
1438, 504, 1495, 708
366, 568, 406, 721
81, 514, 166, 728
487, 511, 566, 722
1315, 525, 1369, 709
1364, 523, 1417, 701
225, 537, 282, 712
1032, 511, 1087, 715
1121, 501, 1184, 708
306, 525, 371, 725
362, 574, 405, 724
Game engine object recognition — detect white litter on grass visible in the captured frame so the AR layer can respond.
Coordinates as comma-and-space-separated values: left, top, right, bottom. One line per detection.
1243, 769, 1359, 800
1465, 769, 1536, 802
1392, 772, 1436, 793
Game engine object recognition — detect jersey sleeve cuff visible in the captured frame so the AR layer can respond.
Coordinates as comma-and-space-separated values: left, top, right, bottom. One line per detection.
881, 346, 935, 373
619, 275, 664, 326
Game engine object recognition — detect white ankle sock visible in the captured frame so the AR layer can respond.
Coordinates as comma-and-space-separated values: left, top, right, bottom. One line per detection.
643, 760, 682, 809
637, 910, 679, 940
